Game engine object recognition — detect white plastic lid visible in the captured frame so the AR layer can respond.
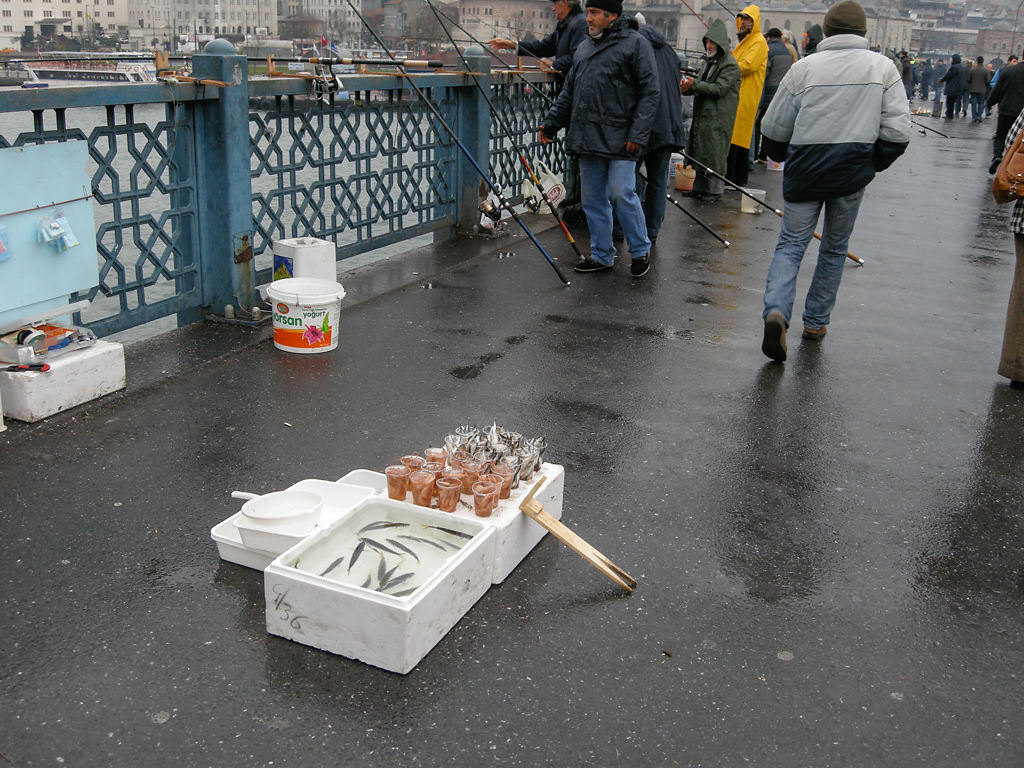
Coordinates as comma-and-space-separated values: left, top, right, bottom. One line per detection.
266, 277, 346, 304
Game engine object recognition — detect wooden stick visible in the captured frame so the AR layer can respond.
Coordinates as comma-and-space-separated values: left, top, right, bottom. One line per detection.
519, 477, 637, 593
158, 72, 231, 87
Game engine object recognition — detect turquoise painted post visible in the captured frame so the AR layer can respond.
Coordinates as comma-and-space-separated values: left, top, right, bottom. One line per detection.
455, 46, 492, 233
190, 39, 255, 315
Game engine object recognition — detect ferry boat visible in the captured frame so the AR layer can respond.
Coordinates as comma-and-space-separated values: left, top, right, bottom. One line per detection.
14, 54, 157, 87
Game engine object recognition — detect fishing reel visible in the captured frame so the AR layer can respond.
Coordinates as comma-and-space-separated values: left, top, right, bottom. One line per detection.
523, 195, 542, 214
681, 66, 700, 78
478, 197, 502, 223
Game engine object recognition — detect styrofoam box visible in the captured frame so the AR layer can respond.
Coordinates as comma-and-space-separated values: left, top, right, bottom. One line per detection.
211, 479, 376, 571
264, 498, 495, 674
0, 339, 125, 422
339, 464, 564, 584
211, 464, 564, 585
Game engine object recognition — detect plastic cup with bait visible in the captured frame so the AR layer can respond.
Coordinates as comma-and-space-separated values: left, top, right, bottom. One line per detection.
458, 459, 483, 494
401, 454, 425, 471
384, 464, 411, 500
472, 480, 499, 517
408, 469, 435, 507
435, 476, 462, 513
424, 447, 447, 465
490, 461, 514, 500
423, 461, 445, 496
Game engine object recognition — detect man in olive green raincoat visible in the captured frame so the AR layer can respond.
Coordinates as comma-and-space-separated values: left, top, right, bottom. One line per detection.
680, 18, 740, 200
726, 4, 768, 186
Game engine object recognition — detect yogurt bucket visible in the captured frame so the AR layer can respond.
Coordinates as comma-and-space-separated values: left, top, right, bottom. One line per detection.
740, 188, 766, 214
266, 277, 346, 354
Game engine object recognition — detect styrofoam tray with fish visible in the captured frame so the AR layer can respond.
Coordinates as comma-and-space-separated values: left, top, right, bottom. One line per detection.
336, 463, 564, 584
264, 497, 495, 674
211, 479, 376, 570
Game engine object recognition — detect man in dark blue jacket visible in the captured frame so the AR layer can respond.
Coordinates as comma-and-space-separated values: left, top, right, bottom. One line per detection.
939, 54, 967, 119
539, 0, 660, 278
488, 0, 587, 89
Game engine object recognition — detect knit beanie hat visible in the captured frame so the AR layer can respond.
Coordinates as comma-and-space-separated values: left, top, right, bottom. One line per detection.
823, 0, 867, 37
587, 0, 623, 15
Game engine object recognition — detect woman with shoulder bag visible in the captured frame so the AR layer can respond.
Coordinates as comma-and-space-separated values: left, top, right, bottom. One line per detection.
995, 106, 1024, 386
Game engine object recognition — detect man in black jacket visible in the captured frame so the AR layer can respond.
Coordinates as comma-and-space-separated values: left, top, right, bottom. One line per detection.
539, 0, 660, 277
988, 60, 1024, 173
488, 0, 587, 90
939, 54, 967, 120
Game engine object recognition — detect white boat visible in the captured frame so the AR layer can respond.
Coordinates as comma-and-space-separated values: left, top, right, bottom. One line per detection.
19, 55, 157, 86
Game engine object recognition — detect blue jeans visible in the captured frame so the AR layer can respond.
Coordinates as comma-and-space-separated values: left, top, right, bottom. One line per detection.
970, 92, 985, 120
579, 155, 651, 266
762, 190, 864, 329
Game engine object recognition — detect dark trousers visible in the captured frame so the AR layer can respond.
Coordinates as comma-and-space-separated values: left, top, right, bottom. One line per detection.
753, 86, 778, 161
726, 144, 750, 186
994, 110, 1018, 157
945, 93, 960, 119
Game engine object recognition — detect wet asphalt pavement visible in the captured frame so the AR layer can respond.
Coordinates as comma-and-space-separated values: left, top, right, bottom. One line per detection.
2, 106, 1024, 767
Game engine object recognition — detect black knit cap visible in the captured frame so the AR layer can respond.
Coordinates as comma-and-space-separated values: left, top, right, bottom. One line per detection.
587, 0, 623, 15
823, 0, 867, 37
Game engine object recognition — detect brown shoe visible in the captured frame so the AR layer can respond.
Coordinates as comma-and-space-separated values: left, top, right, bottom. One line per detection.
762, 311, 788, 362
802, 325, 827, 340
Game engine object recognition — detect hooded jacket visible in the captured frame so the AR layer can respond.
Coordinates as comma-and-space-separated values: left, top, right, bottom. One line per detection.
940, 55, 967, 98
687, 18, 741, 175
731, 4, 769, 148
636, 21, 686, 154
803, 24, 822, 55
760, 33, 911, 202
515, 4, 588, 86
540, 17, 661, 159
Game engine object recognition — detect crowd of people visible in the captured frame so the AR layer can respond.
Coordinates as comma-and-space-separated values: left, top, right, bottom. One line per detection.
489, 0, 1023, 386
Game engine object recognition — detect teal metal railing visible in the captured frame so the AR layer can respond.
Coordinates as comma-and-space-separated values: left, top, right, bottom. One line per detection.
0, 46, 559, 336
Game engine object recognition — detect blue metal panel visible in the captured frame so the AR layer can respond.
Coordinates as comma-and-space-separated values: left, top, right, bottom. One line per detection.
0, 142, 97, 328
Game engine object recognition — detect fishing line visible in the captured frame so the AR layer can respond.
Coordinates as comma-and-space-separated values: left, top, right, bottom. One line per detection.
425, 0, 584, 261
679, 150, 864, 266
340, 0, 570, 285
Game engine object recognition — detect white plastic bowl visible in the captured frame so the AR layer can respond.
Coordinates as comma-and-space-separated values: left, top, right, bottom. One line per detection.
240, 490, 322, 526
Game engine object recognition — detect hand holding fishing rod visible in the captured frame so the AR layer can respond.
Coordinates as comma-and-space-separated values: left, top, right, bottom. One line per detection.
340, 0, 570, 286
425, 0, 585, 263
679, 150, 864, 266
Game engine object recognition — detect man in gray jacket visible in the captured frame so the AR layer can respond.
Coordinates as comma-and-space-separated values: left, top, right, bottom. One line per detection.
539, 0, 660, 277
758, 0, 911, 361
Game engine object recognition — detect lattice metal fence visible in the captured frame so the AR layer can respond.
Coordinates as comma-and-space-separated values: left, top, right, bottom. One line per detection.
488, 78, 564, 192
0, 97, 204, 336
249, 87, 460, 283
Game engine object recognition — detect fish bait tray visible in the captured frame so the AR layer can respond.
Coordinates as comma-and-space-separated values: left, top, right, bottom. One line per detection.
211, 464, 564, 584
265, 499, 495, 674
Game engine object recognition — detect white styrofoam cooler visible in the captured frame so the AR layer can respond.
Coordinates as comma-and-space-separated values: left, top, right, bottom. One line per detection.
212, 464, 564, 583
0, 339, 125, 422
273, 237, 336, 282
265, 498, 495, 674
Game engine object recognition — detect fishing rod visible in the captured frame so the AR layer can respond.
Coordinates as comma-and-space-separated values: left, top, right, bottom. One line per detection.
273, 56, 444, 68
679, 150, 865, 266
341, 0, 570, 286
711, 0, 737, 15
677, 0, 709, 29
431, 4, 558, 107
426, 0, 584, 262
643, 172, 731, 247
912, 119, 949, 138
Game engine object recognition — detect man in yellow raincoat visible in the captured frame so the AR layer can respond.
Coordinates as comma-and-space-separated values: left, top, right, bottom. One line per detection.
726, 4, 768, 186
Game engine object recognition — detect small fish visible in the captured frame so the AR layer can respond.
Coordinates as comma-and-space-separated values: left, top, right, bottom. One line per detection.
360, 574, 372, 589
358, 520, 410, 535
380, 562, 401, 587
377, 553, 387, 585
347, 540, 366, 573
384, 572, 413, 590
397, 534, 446, 552
319, 555, 346, 577
386, 538, 421, 564
426, 525, 473, 540
360, 536, 401, 555
389, 587, 417, 597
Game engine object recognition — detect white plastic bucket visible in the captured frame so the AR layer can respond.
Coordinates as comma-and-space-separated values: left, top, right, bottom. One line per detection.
272, 237, 336, 282
266, 277, 346, 354
740, 188, 766, 214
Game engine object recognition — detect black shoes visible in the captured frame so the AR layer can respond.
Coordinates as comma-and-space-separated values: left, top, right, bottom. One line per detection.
762, 311, 788, 362
630, 253, 651, 278
574, 257, 613, 273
